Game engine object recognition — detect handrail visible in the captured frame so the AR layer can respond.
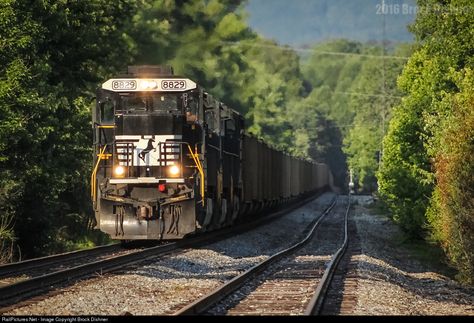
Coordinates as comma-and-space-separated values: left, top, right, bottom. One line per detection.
91, 145, 108, 207
186, 144, 205, 206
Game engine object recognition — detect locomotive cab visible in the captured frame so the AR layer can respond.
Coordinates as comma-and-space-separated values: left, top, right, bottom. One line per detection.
92, 66, 206, 240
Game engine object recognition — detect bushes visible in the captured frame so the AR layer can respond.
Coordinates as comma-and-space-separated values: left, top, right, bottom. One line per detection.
427, 69, 474, 283
378, 0, 474, 283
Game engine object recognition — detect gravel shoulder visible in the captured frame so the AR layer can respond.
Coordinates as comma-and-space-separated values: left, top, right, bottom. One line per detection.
3, 193, 336, 315
351, 195, 474, 315
5, 193, 471, 316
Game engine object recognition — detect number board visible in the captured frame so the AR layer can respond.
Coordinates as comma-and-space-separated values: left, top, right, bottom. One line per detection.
160, 80, 186, 91
112, 80, 137, 90
102, 78, 197, 92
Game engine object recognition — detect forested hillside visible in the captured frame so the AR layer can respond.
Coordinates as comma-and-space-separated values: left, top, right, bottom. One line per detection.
246, 0, 415, 45
300, 40, 412, 191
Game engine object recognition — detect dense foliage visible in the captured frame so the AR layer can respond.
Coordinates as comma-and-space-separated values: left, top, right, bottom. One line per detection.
1, 0, 472, 285
378, 0, 474, 282
0, 0, 139, 258
300, 40, 411, 190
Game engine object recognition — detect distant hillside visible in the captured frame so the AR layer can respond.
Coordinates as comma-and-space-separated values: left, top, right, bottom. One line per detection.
245, 0, 416, 46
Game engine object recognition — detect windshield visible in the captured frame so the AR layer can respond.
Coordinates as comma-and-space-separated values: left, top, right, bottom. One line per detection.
119, 93, 180, 113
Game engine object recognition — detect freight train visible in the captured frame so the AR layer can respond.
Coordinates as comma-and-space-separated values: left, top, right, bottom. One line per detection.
91, 65, 333, 240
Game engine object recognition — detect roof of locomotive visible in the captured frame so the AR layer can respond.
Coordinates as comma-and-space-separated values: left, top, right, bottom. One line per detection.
122, 65, 175, 77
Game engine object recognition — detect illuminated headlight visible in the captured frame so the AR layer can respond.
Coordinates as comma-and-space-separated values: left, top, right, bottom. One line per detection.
114, 165, 126, 177
140, 80, 157, 90
168, 165, 180, 177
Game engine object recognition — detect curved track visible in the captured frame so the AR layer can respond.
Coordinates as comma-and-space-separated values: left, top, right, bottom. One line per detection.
173, 195, 351, 315
305, 194, 351, 314
0, 192, 328, 311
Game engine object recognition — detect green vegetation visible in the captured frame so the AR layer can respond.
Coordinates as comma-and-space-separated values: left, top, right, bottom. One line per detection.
0, 0, 472, 286
300, 40, 412, 190
378, 0, 474, 283
0, 0, 138, 259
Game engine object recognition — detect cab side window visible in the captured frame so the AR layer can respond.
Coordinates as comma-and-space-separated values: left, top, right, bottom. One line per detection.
225, 119, 236, 137
100, 99, 114, 123
184, 93, 198, 122
205, 110, 215, 130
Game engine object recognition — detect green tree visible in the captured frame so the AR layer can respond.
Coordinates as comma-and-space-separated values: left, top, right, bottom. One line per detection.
0, 0, 138, 259
301, 40, 410, 190
427, 68, 474, 283
343, 45, 409, 192
129, 1, 308, 152
378, 0, 474, 282
129, 0, 254, 113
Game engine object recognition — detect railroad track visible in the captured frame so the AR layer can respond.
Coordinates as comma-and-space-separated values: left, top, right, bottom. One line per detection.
319, 213, 360, 315
0, 243, 122, 284
172, 195, 351, 316
0, 241, 180, 309
0, 192, 328, 311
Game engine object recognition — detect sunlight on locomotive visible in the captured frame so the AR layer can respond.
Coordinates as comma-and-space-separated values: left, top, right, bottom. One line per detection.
140, 80, 158, 90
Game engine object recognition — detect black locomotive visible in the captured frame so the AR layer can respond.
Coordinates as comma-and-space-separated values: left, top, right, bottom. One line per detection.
91, 66, 333, 240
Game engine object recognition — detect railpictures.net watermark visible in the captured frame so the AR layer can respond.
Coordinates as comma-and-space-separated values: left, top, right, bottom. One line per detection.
1, 317, 108, 323
376, 2, 474, 15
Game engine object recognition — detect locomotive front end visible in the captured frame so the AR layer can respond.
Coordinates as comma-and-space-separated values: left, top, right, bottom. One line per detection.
91, 66, 204, 240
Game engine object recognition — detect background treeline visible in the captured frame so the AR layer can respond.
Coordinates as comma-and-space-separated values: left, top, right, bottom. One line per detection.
246, 0, 415, 45
0, 0, 472, 284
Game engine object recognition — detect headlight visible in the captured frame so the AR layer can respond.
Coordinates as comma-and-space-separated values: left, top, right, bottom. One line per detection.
140, 80, 157, 90
114, 165, 126, 177
168, 165, 180, 177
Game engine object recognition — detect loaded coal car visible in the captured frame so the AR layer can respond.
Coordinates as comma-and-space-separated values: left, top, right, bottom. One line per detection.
91, 65, 333, 240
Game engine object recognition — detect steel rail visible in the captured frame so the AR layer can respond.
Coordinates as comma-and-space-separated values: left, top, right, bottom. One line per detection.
0, 242, 182, 309
0, 244, 120, 278
173, 196, 338, 315
0, 191, 329, 310
304, 194, 351, 315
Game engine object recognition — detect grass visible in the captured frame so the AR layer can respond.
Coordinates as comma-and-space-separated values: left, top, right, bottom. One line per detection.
366, 199, 457, 279
397, 233, 456, 277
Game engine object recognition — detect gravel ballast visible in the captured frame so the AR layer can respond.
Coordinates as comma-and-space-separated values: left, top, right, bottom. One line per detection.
3, 193, 473, 316
4, 193, 335, 315
351, 195, 474, 315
